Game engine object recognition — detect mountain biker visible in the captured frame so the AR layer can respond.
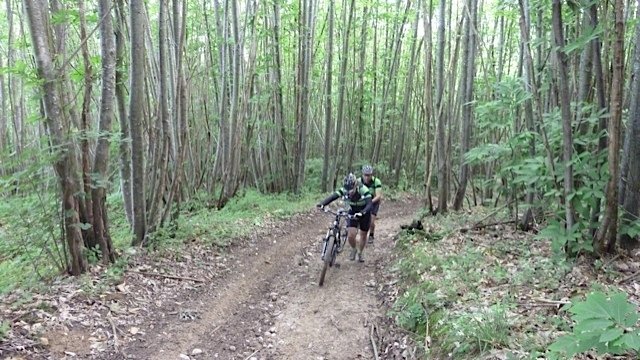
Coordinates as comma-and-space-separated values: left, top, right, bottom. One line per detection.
360, 165, 382, 244
317, 173, 373, 262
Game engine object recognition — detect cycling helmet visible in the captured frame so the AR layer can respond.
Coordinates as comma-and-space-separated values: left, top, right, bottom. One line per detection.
362, 165, 373, 175
343, 173, 357, 191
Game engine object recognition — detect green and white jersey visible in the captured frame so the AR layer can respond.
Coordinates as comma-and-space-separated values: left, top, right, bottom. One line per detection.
361, 176, 382, 197
335, 184, 372, 208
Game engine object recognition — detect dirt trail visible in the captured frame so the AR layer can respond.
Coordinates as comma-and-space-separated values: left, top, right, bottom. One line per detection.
122, 197, 419, 360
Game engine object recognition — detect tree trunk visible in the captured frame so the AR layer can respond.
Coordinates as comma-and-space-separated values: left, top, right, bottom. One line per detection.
516, 0, 536, 229
394, 5, 420, 186
148, 0, 172, 225
551, 0, 576, 233
25, 0, 87, 275
130, 0, 148, 246
0, 50, 6, 158
293, 0, 314, 193
618, 0, 639, 250
270, 1, 292, 191
218, 0, 244, 207
331, 0, 355, 182
588, 3, 608, 235
354, 6, 369, 168
321, 0, 334, 192
422, 0, 435, 212
91, 0, 117, 264
595, 0, 625, 254
77, 0, 96, 249
436, 0, 448, 213
3, 0, 13, 159
372, 0, 411, 165
620, 2, 640, 205
115, 0, 133, 226
453, 0, 478, 210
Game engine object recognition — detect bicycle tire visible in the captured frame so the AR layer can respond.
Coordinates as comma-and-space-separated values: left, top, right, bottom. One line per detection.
330, 232, 340, 266
319, 235, 336, 286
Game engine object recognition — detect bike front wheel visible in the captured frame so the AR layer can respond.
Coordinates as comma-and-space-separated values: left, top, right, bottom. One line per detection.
319, 235, 336, 286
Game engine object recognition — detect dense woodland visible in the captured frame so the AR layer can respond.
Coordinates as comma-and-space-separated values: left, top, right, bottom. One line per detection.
0, 0, 639, 277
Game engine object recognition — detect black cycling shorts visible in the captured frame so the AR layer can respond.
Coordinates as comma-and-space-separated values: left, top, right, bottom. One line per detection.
347, 212, 371, 232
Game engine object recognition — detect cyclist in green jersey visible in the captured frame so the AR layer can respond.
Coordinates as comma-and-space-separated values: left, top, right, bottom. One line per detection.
360, 165, 382, 244
317, 173, 373, 262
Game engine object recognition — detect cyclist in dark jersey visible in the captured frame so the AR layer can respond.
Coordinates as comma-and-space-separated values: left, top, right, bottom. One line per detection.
360, 165, 383, 244
317, 173, 373, 262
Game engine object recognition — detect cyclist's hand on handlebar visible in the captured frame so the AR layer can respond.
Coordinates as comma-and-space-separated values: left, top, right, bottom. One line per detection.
354, 212, 363, 218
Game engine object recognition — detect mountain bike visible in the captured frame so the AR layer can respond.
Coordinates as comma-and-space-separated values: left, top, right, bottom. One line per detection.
318, 208, 354, 286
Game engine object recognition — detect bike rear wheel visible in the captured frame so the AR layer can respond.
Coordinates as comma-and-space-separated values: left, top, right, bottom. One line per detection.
319, 235, 336, 286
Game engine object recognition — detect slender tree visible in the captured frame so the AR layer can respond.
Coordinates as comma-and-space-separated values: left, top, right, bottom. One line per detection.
130, 0, 148, 246
551, 0, 575, 232
619, 4, 640, 250
321, 0, 335, 192
24, 0, 87, 274
595, 0, 626, 252
453, 0, 478, 210
394, 5, 420, 186
92, 0, 117, 263
115, 0, 133, 226
435, 0, 448, 213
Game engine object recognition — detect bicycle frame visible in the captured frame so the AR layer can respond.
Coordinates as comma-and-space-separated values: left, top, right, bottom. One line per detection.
318, 207, 357, 286
321, 208, 349, 260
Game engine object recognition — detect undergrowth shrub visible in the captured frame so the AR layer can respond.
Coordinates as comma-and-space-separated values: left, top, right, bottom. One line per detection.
547, 291, 640, 359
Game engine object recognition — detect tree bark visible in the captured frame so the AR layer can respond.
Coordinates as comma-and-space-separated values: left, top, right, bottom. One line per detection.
0, 49, 6, 158
394, 5, 420, 186
620, 2, 640, 205
25, 0, 87, 275
77, 0, 96, 249
436, 0, 448, 213
453, 0, 478, 210
91, 0, 117, 264
517, 0, 536, 230
618, 0, 639, 250
270, 0, 292, 191
130, 0, 148, 246
321, 0, 334, 192
293, 0, 314, 193
588, 3, 608, 235
422, 0, 435, 212
331, 0, 356, 182
551, 0, 575, 232
595, 0, 625, 254
115, 0, 133, 226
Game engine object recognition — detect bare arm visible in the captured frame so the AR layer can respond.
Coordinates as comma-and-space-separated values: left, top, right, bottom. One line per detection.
372, 189, 382, 204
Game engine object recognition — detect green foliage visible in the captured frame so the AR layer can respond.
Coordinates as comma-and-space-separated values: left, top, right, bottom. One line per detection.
393, 281, 438, 334
470, 76, 609, 258
146, 189, 317, 250
391, 208, 579, 358
0, 150, 67, 294
619, 216, 640, 239
391, 215, 512, 358
536, 220, 592, 256
0, 320, 9, 341
548, 291, 640, 359
438, 304, 512, 357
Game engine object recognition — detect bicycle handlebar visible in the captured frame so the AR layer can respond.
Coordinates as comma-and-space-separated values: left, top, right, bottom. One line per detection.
319, 207, 359, 219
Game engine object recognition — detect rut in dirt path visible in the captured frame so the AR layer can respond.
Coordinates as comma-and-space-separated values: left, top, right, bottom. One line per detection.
123, 197, 420, 360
